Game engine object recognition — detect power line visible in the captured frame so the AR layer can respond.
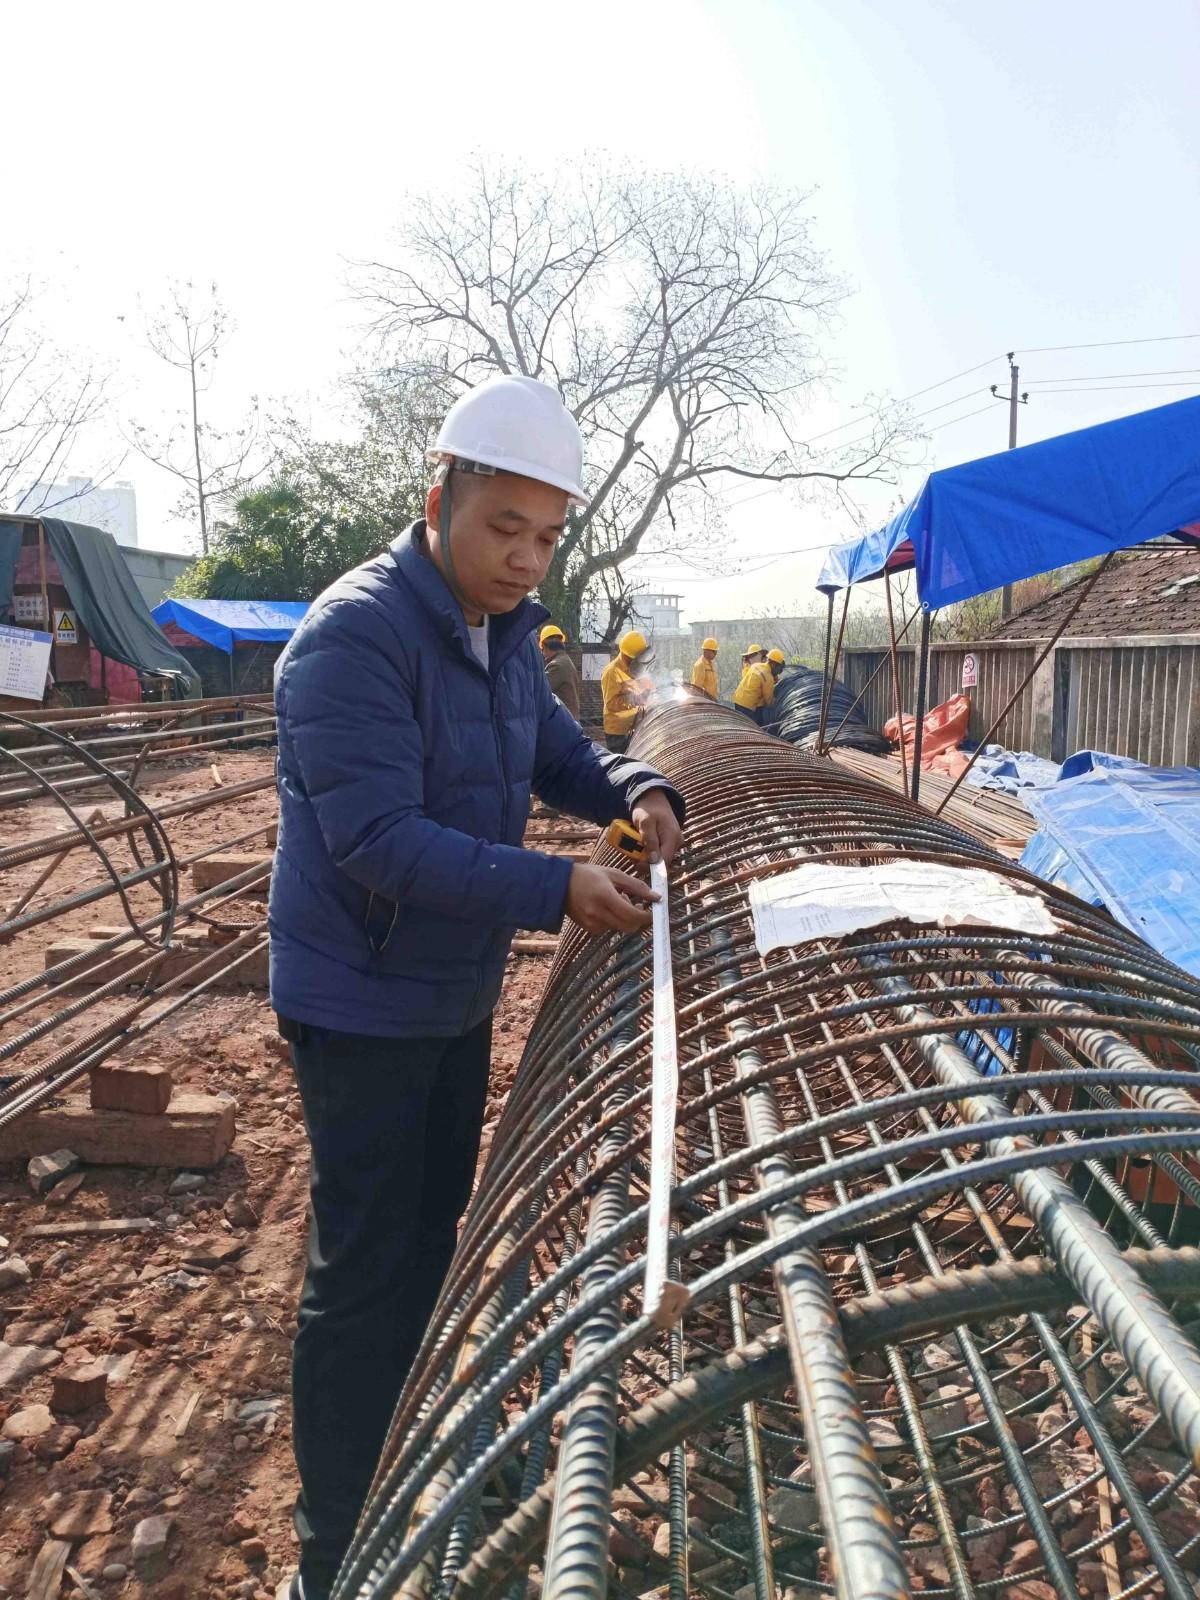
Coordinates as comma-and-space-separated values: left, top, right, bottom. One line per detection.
1027, 367, 1200, 384
805, 386, 995, 465
1014, 333, 1200, 356
798, 354, 1005, 446
892, 354, 1006, 404
719, 390, 998, 516
797, 334, 1198, 449
1012, 381, 1200, 395
634, 532, 850, 582
779, 334, 1197, 458
687, 337, 1199, 564
924, 401, 998, 434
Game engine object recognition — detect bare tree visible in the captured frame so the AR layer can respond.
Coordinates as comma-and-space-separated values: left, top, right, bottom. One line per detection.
129, 281, 268, 553
354, 159, 917, 639
1, 279, 112, 514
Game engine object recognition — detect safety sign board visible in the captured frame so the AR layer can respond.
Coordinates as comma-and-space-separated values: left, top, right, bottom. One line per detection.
53, 608, 79, 646
13, 594, 46, 623
0, 623, 53, 701
961, 652, 978, 689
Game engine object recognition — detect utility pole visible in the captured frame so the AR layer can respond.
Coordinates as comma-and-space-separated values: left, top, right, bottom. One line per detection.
992, 352, 1028, 617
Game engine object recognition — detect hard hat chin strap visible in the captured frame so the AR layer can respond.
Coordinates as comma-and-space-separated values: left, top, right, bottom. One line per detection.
436, 470, 473, 615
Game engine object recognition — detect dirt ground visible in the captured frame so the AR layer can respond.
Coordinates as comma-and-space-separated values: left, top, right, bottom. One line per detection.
0, 746, 561, 1596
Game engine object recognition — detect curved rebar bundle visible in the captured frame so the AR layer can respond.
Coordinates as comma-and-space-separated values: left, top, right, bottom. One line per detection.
342, 699, 1200, 1600
0, 696, 277, 1128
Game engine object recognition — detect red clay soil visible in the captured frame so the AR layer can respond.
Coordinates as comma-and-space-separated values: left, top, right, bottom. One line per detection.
0, 750, 559, 1598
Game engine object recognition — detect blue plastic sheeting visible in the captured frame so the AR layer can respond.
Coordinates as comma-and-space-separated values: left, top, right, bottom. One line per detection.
153, 598, 309, 653
964, 746, 1143, 793
965, 746, 1062, 793
1021, 762, 1200, 978
957, 998, 1014, 1078
815, 395, 1200, 605
1058, 749, 1143, 780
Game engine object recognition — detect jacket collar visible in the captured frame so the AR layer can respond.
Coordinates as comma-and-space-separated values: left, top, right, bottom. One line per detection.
389, 521, 549, 674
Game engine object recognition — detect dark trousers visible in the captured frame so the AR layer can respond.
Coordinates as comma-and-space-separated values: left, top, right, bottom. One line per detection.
605, 733, 631, 753
286, 1016, 493, 1597
735, 704, 762, 725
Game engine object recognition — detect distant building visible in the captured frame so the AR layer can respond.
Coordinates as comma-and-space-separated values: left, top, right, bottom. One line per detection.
578, 590, 689, 646
688, 615, 823, 659
118, 545, 194, 610
630, 592, 688, 639
20, 477, 140, 546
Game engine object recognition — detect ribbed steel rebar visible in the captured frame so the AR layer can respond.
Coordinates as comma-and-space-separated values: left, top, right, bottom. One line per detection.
0, 697, 278, 1127
334, 699, 1200, 1600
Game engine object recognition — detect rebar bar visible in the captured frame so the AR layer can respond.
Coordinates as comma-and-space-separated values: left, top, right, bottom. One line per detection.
0, 696, 278, 1128
339, 698, 1200, 1600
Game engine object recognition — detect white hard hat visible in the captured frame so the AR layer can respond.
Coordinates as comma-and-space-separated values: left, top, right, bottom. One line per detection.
428, 375, 587, 506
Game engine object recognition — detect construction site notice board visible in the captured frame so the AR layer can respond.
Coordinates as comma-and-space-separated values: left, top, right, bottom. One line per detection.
0, 623, 52, 701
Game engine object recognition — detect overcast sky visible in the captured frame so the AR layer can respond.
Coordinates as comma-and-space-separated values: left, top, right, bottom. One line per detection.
6, 0, 1197, 624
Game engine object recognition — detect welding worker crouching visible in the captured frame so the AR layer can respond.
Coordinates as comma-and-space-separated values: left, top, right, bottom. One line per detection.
601, 629, 653, 752
733, 643, 769, 723
268, 374, 685, 1600
732, 646, 785, 727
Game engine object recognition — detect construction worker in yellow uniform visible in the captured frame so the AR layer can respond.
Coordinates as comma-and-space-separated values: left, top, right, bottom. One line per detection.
690, 637, 719, 700
601, 630, 651, 752
759, 648, 786, 730
539, 624, 581, 719
733, 644, 769, 723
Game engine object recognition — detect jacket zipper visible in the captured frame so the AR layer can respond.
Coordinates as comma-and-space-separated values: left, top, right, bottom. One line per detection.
490, 673, 509, 842
458, 669, 508, 1028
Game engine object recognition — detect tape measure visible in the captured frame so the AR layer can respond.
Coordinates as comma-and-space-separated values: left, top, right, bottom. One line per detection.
606, 819, 646, 860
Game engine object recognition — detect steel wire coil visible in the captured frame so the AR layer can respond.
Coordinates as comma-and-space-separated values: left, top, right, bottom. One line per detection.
338, 698, 1200, 1600
765, 666, 891, 755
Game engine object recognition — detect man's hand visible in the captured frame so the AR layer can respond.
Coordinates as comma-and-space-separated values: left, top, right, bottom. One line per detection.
565, 864, 659, 935
631, 788, 683, 869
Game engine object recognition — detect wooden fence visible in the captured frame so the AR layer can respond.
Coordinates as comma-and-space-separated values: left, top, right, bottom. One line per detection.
840, 635, 1200, 767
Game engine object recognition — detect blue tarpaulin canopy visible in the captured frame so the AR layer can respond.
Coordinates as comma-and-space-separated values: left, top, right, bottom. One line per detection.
815, 513, 915, 594
816, 395, 1200, 606
153, 598, 309, 653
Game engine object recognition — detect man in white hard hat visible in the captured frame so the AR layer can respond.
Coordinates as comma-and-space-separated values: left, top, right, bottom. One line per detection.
270, 374, 685, 1598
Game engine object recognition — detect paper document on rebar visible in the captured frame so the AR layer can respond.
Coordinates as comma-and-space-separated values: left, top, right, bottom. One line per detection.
749, 858, 1057, 953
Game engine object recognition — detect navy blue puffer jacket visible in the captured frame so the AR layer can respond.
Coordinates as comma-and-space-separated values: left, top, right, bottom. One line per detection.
269, 523, 682, 1038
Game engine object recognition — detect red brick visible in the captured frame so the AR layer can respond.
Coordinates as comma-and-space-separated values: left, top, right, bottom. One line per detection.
51, 1363, 109, 1414
90, 1064, 174, 1116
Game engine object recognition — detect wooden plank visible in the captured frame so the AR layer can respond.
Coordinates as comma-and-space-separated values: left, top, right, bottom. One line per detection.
44, 939, 191, 985
24, 1217, 158, 1240
45, 938, 268, 991
173, 1387, 202, 1438
191, 852, 273, 892
26, 1538, 72, 1600
0, 1092, 236, 1169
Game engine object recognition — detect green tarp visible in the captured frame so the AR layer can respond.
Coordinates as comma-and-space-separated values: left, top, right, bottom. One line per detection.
0, 517, 199, 696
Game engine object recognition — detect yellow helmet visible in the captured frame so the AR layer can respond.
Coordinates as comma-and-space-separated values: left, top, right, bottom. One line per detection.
767, 648, 786, 665
701, 637, 719, 653
742, 642, 763, 659
539, 624, 566, 646
619, 630, 649, 659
